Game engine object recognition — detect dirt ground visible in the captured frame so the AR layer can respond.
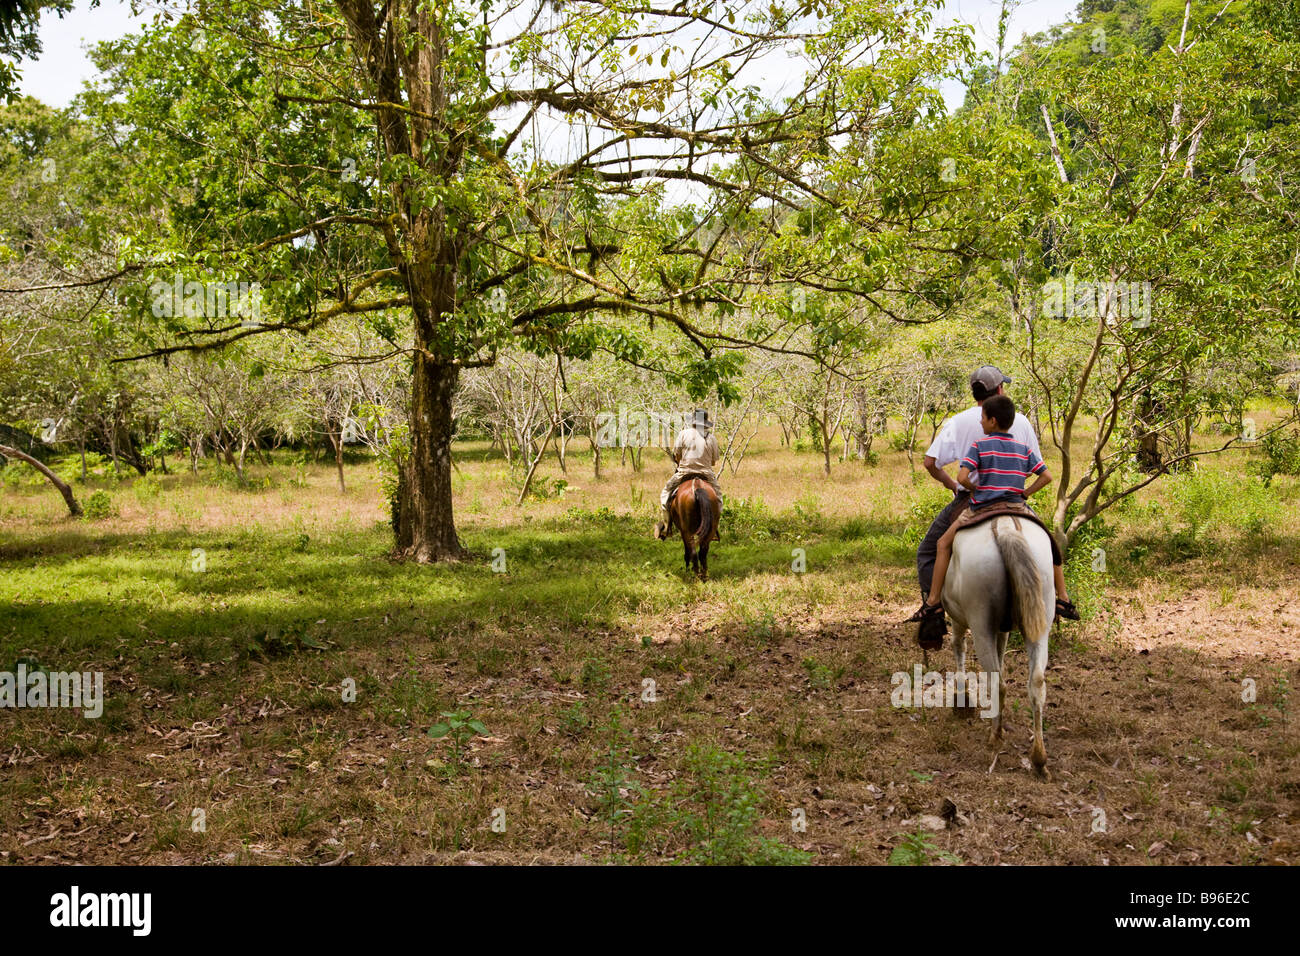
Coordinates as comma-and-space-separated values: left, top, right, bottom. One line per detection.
3, 575, 1296, 865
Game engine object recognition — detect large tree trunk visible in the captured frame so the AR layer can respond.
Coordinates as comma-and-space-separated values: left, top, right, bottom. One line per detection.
399, 357, 461, 561
339, 0, 462, 561
0, 444, 82, 517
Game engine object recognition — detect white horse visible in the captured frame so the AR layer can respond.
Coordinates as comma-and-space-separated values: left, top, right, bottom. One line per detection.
942, 515, 1055, 778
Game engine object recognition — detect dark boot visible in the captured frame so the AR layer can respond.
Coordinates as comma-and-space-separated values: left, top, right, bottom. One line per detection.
910, 602, 947, 651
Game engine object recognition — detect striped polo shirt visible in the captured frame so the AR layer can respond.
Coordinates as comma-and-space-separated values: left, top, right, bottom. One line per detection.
961, 433, 1045, 507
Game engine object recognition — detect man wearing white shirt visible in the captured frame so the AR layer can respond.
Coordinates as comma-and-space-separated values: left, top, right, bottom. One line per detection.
916, 366, 1043, 606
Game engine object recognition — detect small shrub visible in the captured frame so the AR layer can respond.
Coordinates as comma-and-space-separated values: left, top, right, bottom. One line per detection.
839, 517, 871, 540
1170, 470, 1280, 542
1249, 428, 1300, 487
524, 476, 569, 500
900, 484, 954, 549
563, 505, 621, 523
742, 609, 779, 643
561, 700, 592, 736
792, 490, 825, 533
54, 452, 109, 484
132, 472, 164, 503
589, 706, 644, 859
82, 489, 117, 520
801, 656, 841, 691
725, 496, 781, 541
889, 432, 914, 452
426, 710, 488, 772
658, 746, 812, 866
579, 657, 612, 694
888, 828, 961, 866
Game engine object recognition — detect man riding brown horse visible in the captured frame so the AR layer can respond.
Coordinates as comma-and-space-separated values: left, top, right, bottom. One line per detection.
655, 409, 723, 579
655, 409, 723, 540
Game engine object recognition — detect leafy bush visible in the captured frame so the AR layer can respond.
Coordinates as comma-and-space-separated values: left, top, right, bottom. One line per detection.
52, 452, 109, 484
589, 707, 644, 860
426, 710, 488, 772
139, 430, 183, 461
524, 476, 569, 500
1170, 469, 1280, 542
792, 490, 826, 534
1249, 429, 1300, 487
579, 657, 611, 694
81, 490, 117, 520
839, 517, 872, 540
373, 427, 411, 537
563, 505, 622, 523
900, 484, 955, 549
724, 496, 781, 541
132, 472, 165, 503
888, 432, 914, 452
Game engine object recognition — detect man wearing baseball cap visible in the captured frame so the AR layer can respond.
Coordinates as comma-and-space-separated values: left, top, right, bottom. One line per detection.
911, 365, 1078, 648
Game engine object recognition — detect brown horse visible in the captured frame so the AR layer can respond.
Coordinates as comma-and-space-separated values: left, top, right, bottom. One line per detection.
667, 478, 721, 579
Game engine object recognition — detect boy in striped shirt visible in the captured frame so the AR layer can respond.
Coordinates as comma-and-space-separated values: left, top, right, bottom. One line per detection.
910, 395, 1077, 625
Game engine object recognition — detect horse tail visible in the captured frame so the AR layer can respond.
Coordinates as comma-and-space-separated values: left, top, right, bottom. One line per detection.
694, 486, 713, 547
994, 519, 1048, 641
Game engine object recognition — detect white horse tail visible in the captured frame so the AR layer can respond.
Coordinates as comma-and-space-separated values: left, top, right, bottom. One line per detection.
993, 519, 1048, 642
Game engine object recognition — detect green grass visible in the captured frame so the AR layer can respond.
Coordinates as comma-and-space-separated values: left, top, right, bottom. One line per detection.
0, 490, 920, 692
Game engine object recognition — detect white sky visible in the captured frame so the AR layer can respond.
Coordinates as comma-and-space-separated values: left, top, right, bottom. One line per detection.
17, 0, 1082, 111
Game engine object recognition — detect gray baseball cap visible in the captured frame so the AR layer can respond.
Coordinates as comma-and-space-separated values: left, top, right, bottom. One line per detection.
970, 365, 1011, 395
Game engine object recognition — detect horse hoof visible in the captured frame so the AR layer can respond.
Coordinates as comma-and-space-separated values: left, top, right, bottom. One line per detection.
1031, 742, 1048, 779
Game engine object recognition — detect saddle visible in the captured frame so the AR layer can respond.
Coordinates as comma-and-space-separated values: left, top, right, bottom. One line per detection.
953, 500, 1062, 564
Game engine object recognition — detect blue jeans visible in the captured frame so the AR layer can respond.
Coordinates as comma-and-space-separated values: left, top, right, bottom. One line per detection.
917, 491, 969, 599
